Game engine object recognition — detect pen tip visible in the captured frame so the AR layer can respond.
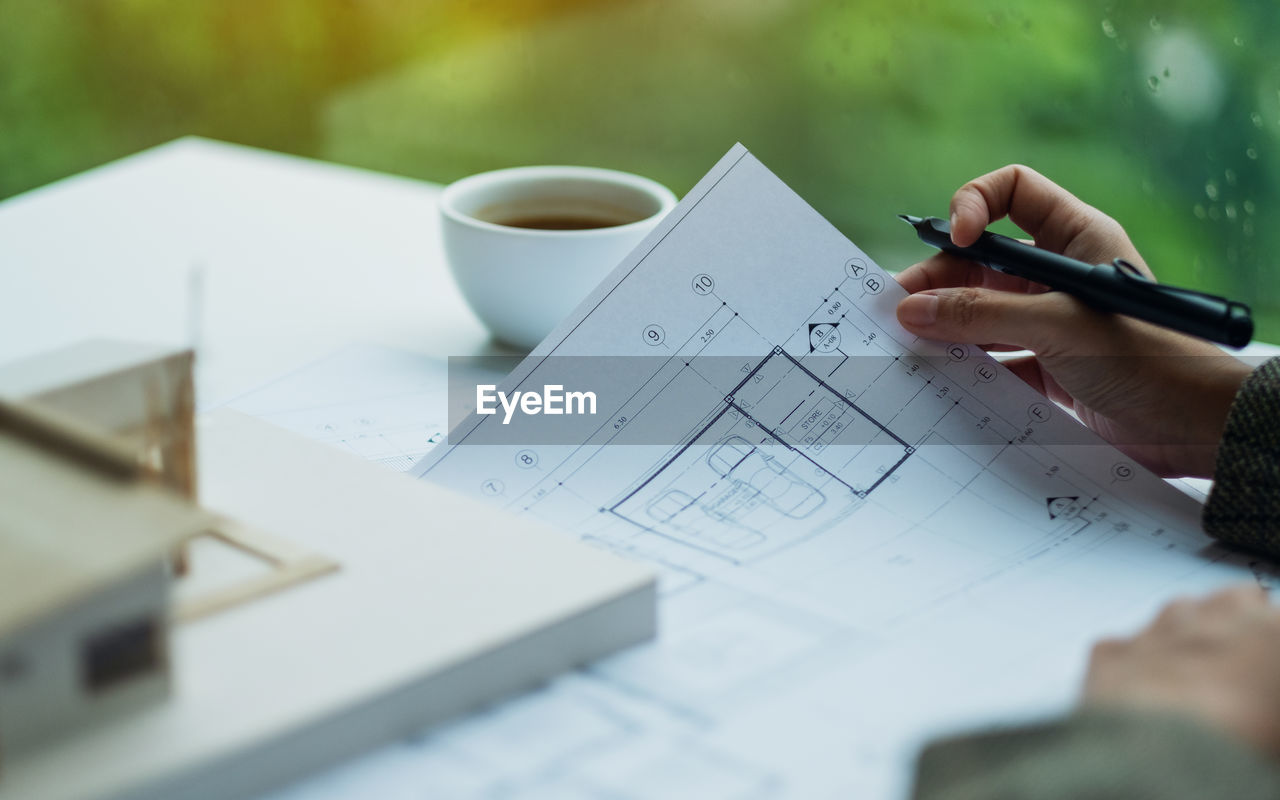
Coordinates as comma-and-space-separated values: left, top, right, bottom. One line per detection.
898, 214, 923, 225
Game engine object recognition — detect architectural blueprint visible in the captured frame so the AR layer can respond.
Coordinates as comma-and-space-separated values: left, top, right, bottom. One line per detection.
269, 146, 1269, 799
222, 345, 451, 473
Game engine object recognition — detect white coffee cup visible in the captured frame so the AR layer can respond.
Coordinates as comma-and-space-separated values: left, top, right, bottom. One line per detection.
439, 165, 677, 350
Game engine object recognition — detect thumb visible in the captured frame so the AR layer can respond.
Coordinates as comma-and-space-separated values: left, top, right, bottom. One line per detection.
897, 287, 1088, 352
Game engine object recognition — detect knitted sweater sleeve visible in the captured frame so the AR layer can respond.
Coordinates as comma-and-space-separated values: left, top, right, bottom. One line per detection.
1203, 358, 1280, 558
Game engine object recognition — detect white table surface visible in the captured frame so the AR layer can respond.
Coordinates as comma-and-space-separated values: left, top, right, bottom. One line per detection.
0, 137, 512, 406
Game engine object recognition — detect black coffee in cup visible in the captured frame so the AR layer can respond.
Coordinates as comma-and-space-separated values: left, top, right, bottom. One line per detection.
491, 212, 632, 230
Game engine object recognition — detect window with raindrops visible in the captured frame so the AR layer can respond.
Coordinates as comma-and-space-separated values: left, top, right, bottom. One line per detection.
3, 0, 1275, 337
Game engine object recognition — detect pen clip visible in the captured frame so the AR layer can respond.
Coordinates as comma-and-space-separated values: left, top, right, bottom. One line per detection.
1108, 258, 1245, 307
1111, 258, 1145, 278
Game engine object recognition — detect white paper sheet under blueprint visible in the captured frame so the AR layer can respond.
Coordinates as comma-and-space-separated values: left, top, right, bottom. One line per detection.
269, 146, 1273, 800
220, 344, 450, 472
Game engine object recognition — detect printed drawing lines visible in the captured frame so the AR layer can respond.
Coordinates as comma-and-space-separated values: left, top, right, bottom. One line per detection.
609, 348, 913, 563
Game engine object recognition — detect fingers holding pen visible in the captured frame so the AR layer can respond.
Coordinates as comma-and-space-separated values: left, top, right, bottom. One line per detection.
890, 250, 1059, 350
894, 251, 1048, 296
948, 164, 1147, 270
895, 285, 1099, 355
949, 164, 1086, 249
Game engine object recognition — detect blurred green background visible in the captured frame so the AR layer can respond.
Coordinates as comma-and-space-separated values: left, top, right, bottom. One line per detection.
3, 0, 1277, 338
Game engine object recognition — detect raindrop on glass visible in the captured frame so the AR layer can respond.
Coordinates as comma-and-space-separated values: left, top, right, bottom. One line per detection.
1251, 111, 1264, 128
1205, 181, 1220, 201
1246, 146, 1259, 160
1244, 199, 1256, 215
1193, 204, 1207, 220
1149, 16, 1161, 31
1101, 18, 1117, 38
1225, 168, 1238, 186
1226, 204, 1238, 220
1234, 35, 1245, 46
1147, 75, 1160, 92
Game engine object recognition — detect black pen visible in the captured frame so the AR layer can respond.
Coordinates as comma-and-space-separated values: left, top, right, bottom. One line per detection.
898, 214, 1254, 349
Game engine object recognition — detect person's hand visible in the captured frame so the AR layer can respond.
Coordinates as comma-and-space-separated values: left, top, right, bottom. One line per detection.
895, 165, 1252, 478
1084, 584, 1280, 757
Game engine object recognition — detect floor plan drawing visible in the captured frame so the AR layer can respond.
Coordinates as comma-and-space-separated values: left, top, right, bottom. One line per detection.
608, 345, 913, 562
268, 146, 1266, 800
